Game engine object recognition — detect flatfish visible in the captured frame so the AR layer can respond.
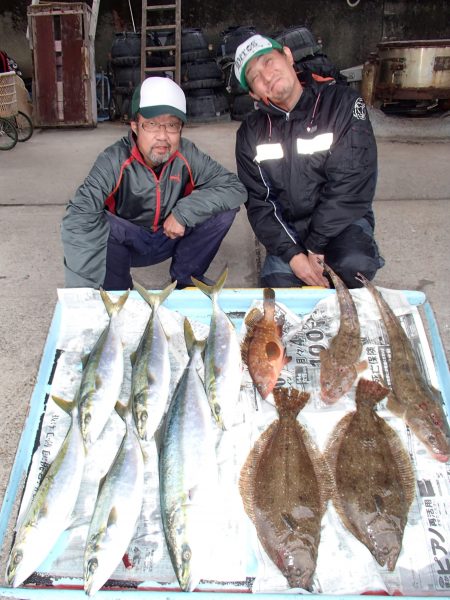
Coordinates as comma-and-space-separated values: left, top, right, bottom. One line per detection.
319, 261, 367, 403
239, 387, 330, 590
192, 267, 242, 430
325, 378, 416, 570
355, 273, 450, 462
241, 288, 290, 399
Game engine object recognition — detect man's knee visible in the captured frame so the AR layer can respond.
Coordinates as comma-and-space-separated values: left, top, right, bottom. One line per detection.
260, 254, 304, 287
332, 252, 380, 288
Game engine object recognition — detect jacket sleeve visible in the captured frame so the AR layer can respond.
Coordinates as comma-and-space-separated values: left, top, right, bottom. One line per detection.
235, 120, 305, 262
305, 95, 377, 254
61, 151, 116, 288
170, 141, 247, 227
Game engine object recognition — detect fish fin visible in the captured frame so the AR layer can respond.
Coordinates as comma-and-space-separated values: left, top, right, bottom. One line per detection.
95, 374, 102, 389
239, 421, 279, 523
99, 288, 130, 317
273, 387, 309, 417
191, 266, 228, 299
133, 279, 177, 312
356, 359, 369, 374
81, 353, 91, 369
324, 412, 355, 477
266, 340, 281, 361
263, 287, 276, 320
241, 307, 264, 364
130, 350, 137, 366
107, 506, 118, 528
283, 351, 292, 365
183, 318, 206, 357
355, 378, 389, 409
115, 399, 128, 420
52, 395, 76, 414
381, 420, 416, 508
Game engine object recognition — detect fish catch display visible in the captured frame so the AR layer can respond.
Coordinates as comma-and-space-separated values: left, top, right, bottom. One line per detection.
241, 288, 290, 399
6, 396, 86, 587
239, 387, 330, 591
192, 267, 242, 430
159, 319, 220, 591
84, 398, 145, 596
131, 280, 176, 440
326, 378, 416, 570
319, 261, 367, 403
78, 289, 129, 447
356, 273, 450, 462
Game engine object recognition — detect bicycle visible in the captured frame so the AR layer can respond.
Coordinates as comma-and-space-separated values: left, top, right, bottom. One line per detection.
0, 71, 34, 150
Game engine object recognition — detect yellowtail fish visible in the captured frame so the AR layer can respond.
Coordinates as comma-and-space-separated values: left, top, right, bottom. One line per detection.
84, 398, 144, 596
191, 267, 242, 430
131, 280, 177, 440
239, 387, 330, 591
326, 378, 416, 570
241, 288, 290, 400
356, 273, 450, 462
6, 396, 85, 587
78, 289, 128, 447
319, 261, 367, 403
159, 319, 220, 591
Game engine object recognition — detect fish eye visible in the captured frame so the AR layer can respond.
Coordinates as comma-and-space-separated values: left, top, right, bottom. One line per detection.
141, 411, 148, 423
84, 413, 91, 425
13, 551, 23, 565
181, 544, 192, 563
214, 404, 221, 416
87, 558, 98, 574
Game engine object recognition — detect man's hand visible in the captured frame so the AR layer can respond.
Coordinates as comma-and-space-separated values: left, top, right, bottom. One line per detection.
289, 252, 329, 287
163, 213, 185, 239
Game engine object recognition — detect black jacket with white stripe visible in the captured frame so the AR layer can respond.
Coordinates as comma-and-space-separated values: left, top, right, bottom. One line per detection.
235, 75, 377, 262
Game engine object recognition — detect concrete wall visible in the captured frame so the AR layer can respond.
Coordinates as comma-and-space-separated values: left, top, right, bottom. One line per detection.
1, 0, 449, 79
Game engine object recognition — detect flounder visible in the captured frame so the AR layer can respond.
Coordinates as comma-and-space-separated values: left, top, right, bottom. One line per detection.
325, 378, 416, 570
239, 387, 330, 590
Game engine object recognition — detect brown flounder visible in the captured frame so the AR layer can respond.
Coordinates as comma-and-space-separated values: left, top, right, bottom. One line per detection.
355, 273, 450, 462
241, 288, 290, 399
326, 378, 416, 571
239, 387, 331, 590
319, 261, 367, 404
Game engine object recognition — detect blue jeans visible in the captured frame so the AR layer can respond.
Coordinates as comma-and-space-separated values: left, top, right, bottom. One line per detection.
260, 218, 385, 288
103, 209, 238, 290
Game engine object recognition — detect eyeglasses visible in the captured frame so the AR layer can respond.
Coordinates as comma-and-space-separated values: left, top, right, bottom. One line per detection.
140, 120, 182, 134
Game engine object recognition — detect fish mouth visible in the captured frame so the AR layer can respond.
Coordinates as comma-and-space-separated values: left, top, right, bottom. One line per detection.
432, 451, 449, 463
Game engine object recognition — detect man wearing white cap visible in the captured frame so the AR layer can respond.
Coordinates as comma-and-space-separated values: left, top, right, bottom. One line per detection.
234, 34, 384, 289
62, 77, 246, 290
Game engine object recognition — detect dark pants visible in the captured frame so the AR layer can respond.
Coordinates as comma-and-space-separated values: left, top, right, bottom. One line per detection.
260, 219, 385, 289
103, 209, 238, 290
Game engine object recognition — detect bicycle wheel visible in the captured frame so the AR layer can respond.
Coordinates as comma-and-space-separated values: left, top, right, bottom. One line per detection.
0, 117, 18, 150
13, 111, 33, 142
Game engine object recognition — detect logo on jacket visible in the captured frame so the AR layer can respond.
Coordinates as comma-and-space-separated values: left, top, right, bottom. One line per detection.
353, 97, 366, 120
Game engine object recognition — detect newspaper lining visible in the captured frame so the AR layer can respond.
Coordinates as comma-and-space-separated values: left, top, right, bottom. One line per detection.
13, 287, 450, 596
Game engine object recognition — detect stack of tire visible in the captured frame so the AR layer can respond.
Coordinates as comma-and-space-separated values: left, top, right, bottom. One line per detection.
110, 31, 165, 120
165, 28, 229, 122
216, 26, 257, 121
273, 26, 347, 85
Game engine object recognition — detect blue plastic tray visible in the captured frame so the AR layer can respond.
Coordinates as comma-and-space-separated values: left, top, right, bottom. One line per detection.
1, 288, 449, 599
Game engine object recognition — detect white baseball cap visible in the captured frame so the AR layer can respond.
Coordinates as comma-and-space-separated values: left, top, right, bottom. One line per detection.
131, 76, 187, 122
234, 34, 283, 91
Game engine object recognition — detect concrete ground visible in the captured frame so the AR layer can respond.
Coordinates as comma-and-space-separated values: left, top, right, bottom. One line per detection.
0, 109, 449, 585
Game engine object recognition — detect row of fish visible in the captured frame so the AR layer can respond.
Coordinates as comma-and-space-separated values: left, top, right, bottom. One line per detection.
240, 378, 416, 590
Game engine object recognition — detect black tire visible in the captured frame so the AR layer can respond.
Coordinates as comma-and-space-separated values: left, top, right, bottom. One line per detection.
13, 111, 33, 142
217, 26, 257, 62
273, 26, 321, 62
222, 62, 246, 95
112, 65, 141, 88
108, 96, 119, 121
186, 91, 229, 119
181, 78, 224, 91
296, 54, 348, 84
0, 117, 18, 150
111, 32, 141, 59
182, 59, 222, 82
231, 93, 256, 121
186, 88, 216, 97
111, 55, 140, 67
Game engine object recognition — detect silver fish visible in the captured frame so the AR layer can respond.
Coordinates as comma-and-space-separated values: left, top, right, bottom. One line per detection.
84, 399, 145, 596
192, 267, 242, 430
159, 318, 220, 591
79, 289, 129, 447
6, 396, 85, 587
131, 280, 176, 440
356, 273, 450, 462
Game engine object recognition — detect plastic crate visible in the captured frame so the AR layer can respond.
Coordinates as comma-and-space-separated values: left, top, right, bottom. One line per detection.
0, 71, 18, 117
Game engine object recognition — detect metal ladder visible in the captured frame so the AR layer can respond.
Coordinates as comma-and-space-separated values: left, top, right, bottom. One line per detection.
140, 0, 181, 84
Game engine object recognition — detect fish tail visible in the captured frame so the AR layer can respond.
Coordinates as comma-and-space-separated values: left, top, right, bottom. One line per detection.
52, 395, 77, 414
183, 317, 206, 357
355, 378, 389, 408
263, 287, 276, 319
133, 280, 177, 312
321, 261, 346, 291
191, 265, 228, 300
273, 387, 310, 417
99, 288, 130, 317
